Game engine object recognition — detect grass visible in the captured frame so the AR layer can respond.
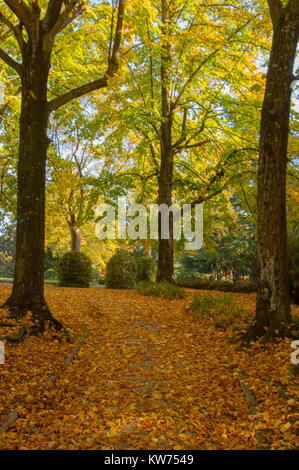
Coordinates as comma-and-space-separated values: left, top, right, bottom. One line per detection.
185, 293, 252, 329
136, 281, 185, 299
0, 278, 59, 285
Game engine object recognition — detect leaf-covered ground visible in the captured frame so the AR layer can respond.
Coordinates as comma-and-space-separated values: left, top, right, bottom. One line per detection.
0, 284, 298, 450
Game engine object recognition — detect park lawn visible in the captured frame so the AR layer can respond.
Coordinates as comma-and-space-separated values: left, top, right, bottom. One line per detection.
0, 283, 298, 450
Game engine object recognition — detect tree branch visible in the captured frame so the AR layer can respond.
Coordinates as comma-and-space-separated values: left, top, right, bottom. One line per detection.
171, 16, 257, 111
46, 0, 84, 37
3, 0, 32, 31
47, 0, 126, 114
0, 47, 22, 75
0, 12, 24, 51
267, 0, 283, 25
41, 0, 63, 33
289, 0, 299, 16
106, 0, 126, 76
174, 139, 210, 154
48, 77, 107, 113
0, 11, 15, 33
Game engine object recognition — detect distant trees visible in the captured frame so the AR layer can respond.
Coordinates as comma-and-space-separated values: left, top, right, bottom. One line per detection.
47, 104, 105, 253
178, 222, 257, 282
105, 0, 268, 282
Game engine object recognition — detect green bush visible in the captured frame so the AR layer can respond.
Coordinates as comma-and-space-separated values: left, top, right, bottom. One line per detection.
185, 294, 251, 329
44, 268, 57, 280
58, 251, 92, 288
105, 251, 137, 289
176, 279, 256, 293
136, 257, 156, 282
136, 281, 185, 299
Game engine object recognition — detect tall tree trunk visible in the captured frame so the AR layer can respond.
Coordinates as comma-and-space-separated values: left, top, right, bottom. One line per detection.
0, 0, 126, 340
157, 135, 173, 282
246, 0, 299, 342
70, 227, 81, 252
157, 0, 174, 283
4, 41, 62, 332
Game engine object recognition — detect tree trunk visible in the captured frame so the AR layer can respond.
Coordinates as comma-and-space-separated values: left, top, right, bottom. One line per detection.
246, 2, 299, 342
4, 41, 62, 333
157, 144, 174, 282
0, 0, 126, 340
70, 226, 81, 252
157, 0, 174, 283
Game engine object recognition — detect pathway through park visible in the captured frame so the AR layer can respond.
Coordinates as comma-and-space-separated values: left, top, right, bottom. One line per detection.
1, 285, 288, 450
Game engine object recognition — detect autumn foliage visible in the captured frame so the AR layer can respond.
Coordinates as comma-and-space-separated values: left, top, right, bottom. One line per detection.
0, 284, 298, 450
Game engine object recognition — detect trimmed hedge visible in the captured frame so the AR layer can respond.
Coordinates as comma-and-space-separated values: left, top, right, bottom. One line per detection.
176, 279, 257, 293
105, 251, 137, 289
44, 268, 57, 280
136, 257, 156, 282
58, 251, 92, 288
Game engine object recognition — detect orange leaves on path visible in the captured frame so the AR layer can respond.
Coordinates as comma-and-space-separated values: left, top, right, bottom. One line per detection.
0, 284, 298, 450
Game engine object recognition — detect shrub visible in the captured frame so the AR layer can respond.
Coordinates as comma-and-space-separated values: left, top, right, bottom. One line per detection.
136, 281, 185, 299
233, 281, 257, 293
44, 268, 57, 280
105, 251, 137, 289
185, 293, 251, 329
176, 279, 256, 293
136, 257, 156, 282
58, 251, 92, 288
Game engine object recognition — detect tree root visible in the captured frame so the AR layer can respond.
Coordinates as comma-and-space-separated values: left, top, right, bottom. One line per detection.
46, 324, 89, 384
0, 323, 32, 344
0, 410, 19, 436
232, 366, 269, 448
0, 302, 73, 344
0, 324, 89, 437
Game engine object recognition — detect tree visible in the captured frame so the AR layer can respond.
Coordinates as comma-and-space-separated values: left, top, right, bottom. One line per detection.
0, 0, 126, 337
245, 0, 299, 342
47, 102, 105, 253
105, 0, 268, 283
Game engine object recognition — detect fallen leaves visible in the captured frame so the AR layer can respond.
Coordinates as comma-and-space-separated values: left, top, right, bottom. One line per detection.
0, 284, 298, 450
